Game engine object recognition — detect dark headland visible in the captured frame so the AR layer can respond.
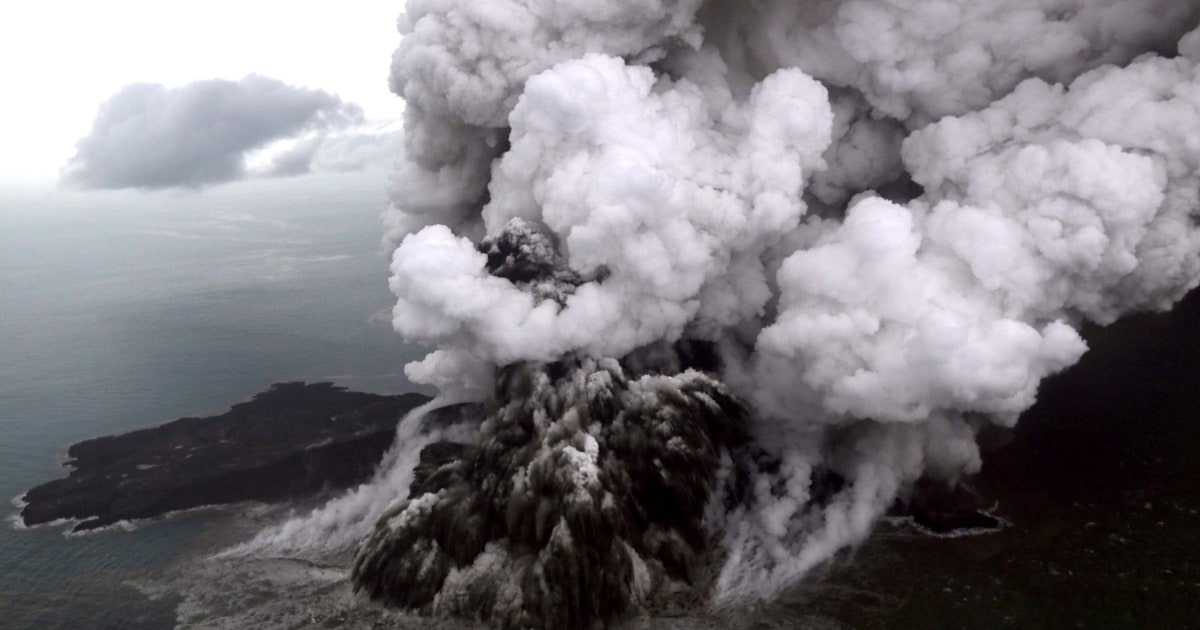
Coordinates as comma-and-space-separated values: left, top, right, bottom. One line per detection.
19, 382, 431, 532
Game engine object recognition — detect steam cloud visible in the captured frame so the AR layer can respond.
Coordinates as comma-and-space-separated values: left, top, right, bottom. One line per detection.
63, 75, 367, 189
244, 1, 1200, 627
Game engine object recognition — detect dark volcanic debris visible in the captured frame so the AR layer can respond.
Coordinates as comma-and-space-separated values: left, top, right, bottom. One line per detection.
351, 358, 750, 629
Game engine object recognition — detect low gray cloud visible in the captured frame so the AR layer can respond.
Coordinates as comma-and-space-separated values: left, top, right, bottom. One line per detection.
62, 75, 365, 190
261, 123, 399, 178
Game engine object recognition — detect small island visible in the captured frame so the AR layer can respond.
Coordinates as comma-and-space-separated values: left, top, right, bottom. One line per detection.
19, 382, 431, 532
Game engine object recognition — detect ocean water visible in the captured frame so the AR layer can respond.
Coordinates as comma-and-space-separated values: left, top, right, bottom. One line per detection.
0, 173, 427, 628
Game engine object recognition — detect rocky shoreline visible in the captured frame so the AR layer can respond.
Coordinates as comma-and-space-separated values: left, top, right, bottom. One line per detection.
19, 382, 431, 532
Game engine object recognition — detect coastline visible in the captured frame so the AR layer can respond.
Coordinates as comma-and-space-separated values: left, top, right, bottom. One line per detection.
17, 382, 431, 533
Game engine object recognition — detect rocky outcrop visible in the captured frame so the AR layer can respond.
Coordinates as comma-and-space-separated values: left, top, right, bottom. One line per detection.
20, 382, 430, 532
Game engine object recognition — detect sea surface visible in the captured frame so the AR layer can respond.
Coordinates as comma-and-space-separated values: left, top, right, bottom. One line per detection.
0, 173, 427, 628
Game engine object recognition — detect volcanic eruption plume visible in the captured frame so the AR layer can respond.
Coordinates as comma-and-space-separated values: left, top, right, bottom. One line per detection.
246, 1, 1200, 627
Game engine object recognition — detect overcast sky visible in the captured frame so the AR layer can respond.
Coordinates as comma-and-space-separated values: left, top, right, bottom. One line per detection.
0, 2, 402, 187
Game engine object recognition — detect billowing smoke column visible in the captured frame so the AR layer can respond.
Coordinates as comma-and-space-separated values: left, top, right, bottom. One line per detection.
255, 1, 1200, 627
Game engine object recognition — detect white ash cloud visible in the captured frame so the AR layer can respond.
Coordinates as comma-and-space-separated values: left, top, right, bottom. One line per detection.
381, 0, 710, 245
262, 1, 1200, 624
702, 0, 1200, 125
62, 75, 367, 190
390, 53, 833, 363
257, 121, 401, 178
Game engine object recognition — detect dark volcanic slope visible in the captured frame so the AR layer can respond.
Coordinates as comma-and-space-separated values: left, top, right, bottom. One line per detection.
20, 382, 431, 532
